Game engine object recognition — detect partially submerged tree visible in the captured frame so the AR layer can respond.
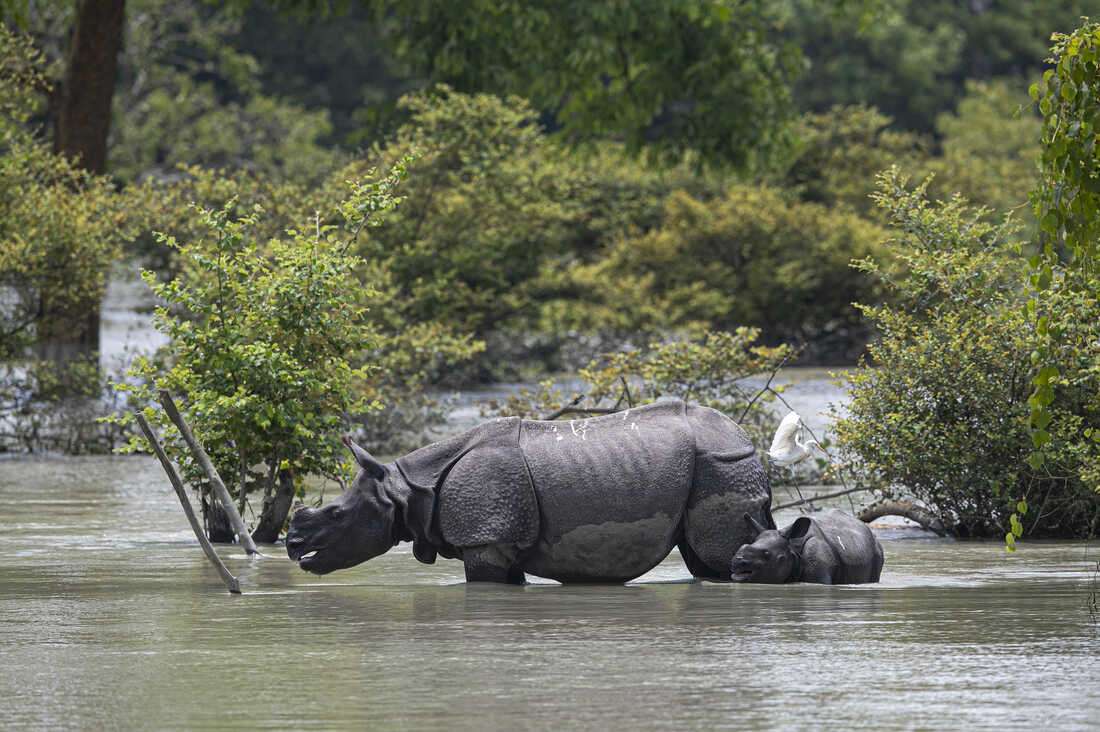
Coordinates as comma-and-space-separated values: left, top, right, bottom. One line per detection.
110, 161, 410, 542
836, 169, 1099, 539
0, 26, 128, 411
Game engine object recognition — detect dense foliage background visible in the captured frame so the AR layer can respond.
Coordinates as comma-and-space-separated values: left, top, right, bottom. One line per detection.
2, 2, 1097, 539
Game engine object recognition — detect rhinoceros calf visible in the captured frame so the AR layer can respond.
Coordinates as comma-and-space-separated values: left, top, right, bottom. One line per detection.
286, 399, 773, 584
730, 509, 884, 585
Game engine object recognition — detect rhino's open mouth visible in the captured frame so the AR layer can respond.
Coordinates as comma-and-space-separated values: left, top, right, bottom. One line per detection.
730, 569, 752, 582
297, 550, 326, 573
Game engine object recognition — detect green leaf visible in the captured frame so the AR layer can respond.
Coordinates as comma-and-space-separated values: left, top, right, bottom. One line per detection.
1028, 451, 1045, 470
1017, 500, 1028, 516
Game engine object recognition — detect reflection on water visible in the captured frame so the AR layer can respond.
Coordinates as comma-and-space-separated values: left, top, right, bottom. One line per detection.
1, 456, 1097, 729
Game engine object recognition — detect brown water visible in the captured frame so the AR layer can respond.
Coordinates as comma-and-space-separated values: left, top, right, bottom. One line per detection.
1, 455, 1097, 730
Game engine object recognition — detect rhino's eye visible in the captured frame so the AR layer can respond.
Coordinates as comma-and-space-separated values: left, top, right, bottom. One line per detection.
330, 506, 344, 520
762, 550, 770, 559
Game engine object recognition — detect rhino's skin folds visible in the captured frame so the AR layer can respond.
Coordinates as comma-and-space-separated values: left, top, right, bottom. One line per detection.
286, 399, 774, 584
730, 509, 885, 585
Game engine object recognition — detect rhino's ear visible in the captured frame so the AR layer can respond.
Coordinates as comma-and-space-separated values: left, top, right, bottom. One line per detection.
744, 513, 769, 537
342, 434, 385, 480
781, 516, 812, 541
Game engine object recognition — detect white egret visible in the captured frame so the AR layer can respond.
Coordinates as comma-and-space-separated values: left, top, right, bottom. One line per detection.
767, 411, 822, 466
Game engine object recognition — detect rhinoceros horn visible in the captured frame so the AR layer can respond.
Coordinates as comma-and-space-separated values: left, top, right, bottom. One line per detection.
342, 433, 386, 480
744, 512, 769, 537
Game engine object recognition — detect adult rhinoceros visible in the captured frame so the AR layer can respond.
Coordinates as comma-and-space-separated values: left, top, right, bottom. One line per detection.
286, 399, 773, 583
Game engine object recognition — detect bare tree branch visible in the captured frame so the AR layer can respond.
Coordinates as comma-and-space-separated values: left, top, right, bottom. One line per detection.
135, 412, 241, 593
158, 390, 260, 556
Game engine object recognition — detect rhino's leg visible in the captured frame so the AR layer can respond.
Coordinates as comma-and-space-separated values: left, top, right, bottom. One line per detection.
462, 543, 525, 585
677, 539, 728, 581
681, 454, 772, 579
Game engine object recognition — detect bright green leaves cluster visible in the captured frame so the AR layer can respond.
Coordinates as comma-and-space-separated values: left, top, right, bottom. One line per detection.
111, 165, 409, 506
1026, 21, 1100, 501
837, 169, 1100, 539
1005, 499, 1029, 552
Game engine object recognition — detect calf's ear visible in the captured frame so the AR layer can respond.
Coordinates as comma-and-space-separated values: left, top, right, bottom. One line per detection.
781, 516, 812, 540
342, 434, 386, 480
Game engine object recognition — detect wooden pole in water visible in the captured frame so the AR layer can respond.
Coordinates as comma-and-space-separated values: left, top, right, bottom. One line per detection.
157, 390, 261, 556
135, 412, 241, 594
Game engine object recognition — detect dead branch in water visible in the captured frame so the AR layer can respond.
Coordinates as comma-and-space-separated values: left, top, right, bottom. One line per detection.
158, 390, 261, 556
858, 500, 946, 536
772, 485, 870, 511
135, 412, 241, 594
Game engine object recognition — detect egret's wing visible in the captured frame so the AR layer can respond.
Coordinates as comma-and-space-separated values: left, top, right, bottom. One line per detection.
769, 412, 803, 456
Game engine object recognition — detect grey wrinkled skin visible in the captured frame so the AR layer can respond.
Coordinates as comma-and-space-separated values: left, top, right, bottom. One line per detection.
730, 509, 884, 585
286, 399, 774, 584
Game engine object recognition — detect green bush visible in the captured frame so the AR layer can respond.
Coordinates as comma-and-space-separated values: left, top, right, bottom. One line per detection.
554, 184, 891, 362
776, 105, 926, 216
364, 86, 728, 377
835, 169, 1100, 538
0, 27, 129, 361
124, 160, 483, 453
112, 196, 372, 539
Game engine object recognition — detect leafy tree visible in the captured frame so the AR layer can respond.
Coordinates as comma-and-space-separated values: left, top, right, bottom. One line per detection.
108, 0, 342, 183
0, 25, 128, 363
363, 86, 728, 377
926, 79, 1039, 218
1025, 19, 1100, 514
550, 183, 890, 362
368, 0, 805, 170
229, 3, 419, 148
110, 163, 411, 541
836, 169, 1099, 539
782, 0, 1095, 133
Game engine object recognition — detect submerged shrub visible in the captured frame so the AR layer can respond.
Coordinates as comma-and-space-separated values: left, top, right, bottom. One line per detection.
835, 169, 1100, 538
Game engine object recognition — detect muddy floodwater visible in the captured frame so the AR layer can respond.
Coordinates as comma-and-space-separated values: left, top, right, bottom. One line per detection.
1, 456, 1097, 730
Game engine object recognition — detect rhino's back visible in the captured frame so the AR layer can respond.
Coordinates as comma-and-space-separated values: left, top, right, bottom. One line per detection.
805, 509, 883, 583
518, 401, 694, 582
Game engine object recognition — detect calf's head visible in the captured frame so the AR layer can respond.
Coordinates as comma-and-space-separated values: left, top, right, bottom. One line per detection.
730, 514, 811, 583
285, 436, 397, 574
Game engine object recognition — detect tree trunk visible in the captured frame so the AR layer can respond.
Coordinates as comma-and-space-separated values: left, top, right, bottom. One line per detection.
32, 302, 102, 364
34, 0, 126, 362
251, 468, 297, 544
205, 494, 237, 544
53, 0, 126, 175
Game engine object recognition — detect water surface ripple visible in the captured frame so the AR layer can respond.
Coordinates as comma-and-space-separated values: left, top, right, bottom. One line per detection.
1, 456, 1097, 730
